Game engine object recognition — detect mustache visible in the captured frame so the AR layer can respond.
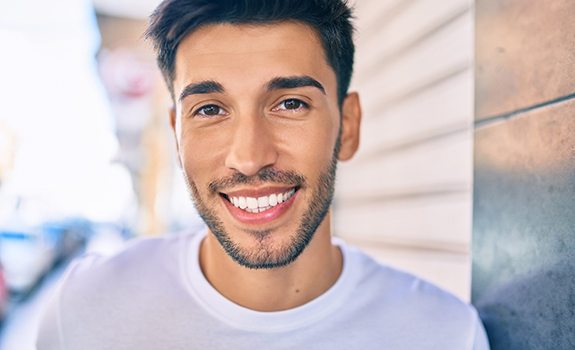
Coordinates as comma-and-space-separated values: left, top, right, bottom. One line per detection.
208, 168, 307, 194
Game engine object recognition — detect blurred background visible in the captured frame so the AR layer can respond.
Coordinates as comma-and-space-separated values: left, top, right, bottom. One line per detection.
0, 0, 474, 347
0, 0, 201, 347
1, 0, 573, 349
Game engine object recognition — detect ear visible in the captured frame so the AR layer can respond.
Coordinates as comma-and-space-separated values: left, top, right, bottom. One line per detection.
169, 107, 183, 168
337, 92, 362, 161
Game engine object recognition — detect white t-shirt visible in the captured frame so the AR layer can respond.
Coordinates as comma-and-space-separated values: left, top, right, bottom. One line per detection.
37, 230, 490, 349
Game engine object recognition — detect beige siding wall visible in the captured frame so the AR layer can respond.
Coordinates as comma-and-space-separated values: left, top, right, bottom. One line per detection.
334, 0, 474, 300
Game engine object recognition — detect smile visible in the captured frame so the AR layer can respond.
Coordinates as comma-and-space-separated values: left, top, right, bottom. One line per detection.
220, 186, 300, 224
225, 188, 296, 213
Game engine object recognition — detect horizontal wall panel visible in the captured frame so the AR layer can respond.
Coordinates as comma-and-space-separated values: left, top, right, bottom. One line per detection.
352, 0, 404, 39
359, 69, 472, 154
336, 130, 472, 198
342, 237, 471, 301
355, 0, 470, 76
334, 191, 472, 247
354, 11, 472, 112
475, 0, 575, 120
336, 0, 475, 302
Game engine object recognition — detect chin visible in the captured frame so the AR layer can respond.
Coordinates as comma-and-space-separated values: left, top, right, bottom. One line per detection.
213, 223, 313, 270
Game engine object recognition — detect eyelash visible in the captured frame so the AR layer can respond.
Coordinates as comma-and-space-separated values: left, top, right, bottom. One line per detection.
192, 104, 227, 118
272, 98, 310, 112
191, 98, 309, 118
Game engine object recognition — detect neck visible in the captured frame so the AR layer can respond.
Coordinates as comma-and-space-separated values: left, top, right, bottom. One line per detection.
199, 212, 342, 312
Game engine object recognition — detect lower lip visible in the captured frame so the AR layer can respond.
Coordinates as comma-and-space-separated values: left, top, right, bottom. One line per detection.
222, 191, 298, 225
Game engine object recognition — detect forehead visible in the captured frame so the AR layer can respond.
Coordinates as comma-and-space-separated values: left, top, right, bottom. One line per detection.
173, 21, 336, 97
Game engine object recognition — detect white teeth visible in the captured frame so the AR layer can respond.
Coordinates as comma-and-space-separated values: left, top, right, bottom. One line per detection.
257, 196, 269, 207
228, 188, 297, 213
246, 197, 258, 209
269, 194, 277, 206
238, 197, 247, 209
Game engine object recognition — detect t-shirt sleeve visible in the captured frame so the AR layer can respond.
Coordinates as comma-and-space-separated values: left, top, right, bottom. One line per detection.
36, 289, 63, 350
472, 310, 490, 350
36, 253, 102, 349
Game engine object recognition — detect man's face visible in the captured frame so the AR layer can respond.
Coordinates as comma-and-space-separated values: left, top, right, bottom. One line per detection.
172, 22, 357, 269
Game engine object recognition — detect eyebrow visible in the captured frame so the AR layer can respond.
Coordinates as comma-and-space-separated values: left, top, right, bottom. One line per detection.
266, 76, 326, 94
178, 75, 326, 102
179, 80, 225, 102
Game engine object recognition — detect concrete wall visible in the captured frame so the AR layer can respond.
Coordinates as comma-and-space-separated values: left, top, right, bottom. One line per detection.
472, 0, 575, 348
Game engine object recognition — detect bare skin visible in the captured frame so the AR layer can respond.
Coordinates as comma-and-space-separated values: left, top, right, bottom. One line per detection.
170, 22, 361, 312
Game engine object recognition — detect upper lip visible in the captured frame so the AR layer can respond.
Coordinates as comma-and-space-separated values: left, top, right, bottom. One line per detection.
221, 186, 297, 198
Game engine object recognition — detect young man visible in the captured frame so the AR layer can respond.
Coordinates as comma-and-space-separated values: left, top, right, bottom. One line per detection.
38, 1, 489, 349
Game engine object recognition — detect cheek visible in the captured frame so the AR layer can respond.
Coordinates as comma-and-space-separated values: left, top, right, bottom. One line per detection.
178, 127, 227, 185
275, 117, 339, 174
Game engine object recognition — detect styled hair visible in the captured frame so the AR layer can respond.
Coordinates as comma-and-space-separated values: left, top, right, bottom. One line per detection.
145, 0, 355, 105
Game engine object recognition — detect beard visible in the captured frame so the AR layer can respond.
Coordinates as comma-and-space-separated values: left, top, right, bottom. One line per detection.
182, 136, 341, 270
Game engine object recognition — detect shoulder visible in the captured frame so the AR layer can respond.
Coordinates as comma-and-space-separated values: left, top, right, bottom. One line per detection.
37, 231, 204, 348
343, 242, 482, 337
60, 230, 199, 298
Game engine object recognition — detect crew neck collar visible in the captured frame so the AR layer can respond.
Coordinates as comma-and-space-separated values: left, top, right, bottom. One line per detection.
181, 230, 360, 333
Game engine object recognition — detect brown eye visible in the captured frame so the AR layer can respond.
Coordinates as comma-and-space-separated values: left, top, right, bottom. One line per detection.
195, 104, 225, 117
284, 99, 302, 109
275, 98, 309, 111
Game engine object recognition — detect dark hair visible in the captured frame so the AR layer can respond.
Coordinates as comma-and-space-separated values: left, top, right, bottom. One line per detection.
145, 0, 355, 105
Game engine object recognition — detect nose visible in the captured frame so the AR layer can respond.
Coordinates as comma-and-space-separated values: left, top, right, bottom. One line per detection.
224, 113, 278, 177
